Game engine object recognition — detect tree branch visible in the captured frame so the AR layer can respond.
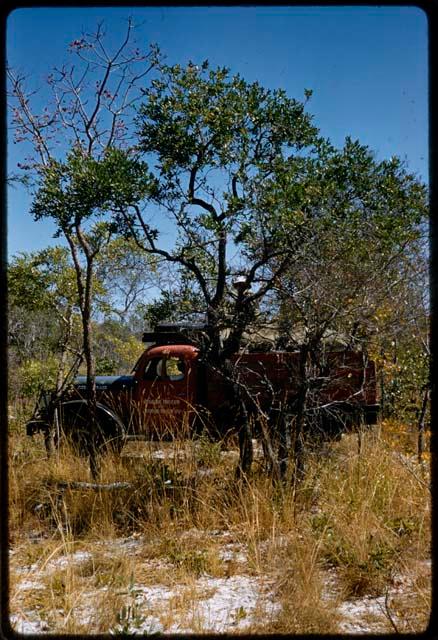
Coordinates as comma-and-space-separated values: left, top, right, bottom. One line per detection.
124, 205, 212, 305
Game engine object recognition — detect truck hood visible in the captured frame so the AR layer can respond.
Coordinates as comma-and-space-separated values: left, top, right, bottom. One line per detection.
73, 374, 135, 392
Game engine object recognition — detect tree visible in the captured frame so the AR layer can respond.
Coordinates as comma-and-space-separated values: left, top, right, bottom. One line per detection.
114, 62, 320, 362
8, 247, 81, 396
28, 148, 151, 474
8, 21, 159, 471
82, 60, 324, 474
266, 140, 428, 473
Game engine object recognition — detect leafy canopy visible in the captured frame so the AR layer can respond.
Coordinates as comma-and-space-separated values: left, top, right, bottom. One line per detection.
8, 246, 77, 312
30, 147, 152, 236
133, 62, 322, 309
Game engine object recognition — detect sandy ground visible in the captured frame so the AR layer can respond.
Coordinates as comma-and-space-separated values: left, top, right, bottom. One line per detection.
9, 532, 430, 634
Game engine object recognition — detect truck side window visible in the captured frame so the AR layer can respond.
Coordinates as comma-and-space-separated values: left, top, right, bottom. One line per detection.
143, 358, 165, 380
166, 357, 185, 381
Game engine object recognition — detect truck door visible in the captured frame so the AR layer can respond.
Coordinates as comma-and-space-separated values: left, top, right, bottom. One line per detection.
134, 350, 197, 438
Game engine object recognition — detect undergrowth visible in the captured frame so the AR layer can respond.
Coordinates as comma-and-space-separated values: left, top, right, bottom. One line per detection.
8, 419, 431, 634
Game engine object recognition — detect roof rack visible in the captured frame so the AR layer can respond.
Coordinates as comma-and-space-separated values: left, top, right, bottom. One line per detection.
142, 323, 209, 346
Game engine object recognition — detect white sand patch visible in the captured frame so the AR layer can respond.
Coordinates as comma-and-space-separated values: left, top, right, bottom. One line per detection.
10, 613, 50, 634
109, 575, 279, 634
326, 559, 431, 634
11, 529, 429, 635
194, 575, 267, 632
49, 550, 93, 570
337, 596, 389, 634
14, 579, 46, 591
218, 543, 248, 564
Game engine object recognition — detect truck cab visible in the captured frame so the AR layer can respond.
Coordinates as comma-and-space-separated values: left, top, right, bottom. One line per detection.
132, 343, 200, 437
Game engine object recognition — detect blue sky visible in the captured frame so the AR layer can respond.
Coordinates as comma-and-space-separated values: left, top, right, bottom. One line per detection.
7, 5, 428, 258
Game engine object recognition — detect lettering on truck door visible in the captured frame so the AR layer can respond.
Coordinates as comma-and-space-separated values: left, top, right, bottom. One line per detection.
134, 347, 197, 438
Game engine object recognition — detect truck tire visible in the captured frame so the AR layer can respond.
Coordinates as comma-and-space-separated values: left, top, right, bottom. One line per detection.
59, 400, 126, 456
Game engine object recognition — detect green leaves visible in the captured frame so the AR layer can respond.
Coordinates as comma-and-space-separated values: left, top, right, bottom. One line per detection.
137, 61, 319, 177
8, 246, 78, 311
30, 148, 152, 233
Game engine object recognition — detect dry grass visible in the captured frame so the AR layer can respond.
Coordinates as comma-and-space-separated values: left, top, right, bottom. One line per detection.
8, 417, 431, 634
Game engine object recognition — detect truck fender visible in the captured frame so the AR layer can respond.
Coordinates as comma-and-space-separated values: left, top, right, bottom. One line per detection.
59, 400, 126, 455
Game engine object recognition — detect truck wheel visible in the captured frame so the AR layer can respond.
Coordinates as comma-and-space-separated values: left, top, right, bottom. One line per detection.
93, 403, 126, 454
59, 401, 125, 456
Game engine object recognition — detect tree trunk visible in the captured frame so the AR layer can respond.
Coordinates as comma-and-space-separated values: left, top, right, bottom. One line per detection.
206, 288, 258, 477
82, 258, 99, 478
206, 307, 223, 366
67, 229, 99, 477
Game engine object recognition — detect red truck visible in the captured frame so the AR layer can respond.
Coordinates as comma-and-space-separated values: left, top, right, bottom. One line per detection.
26, 323, 379, 473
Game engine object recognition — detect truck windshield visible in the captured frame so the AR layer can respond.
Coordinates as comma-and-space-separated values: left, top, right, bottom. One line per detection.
143, 358, 164, 380
142, 356, 185, 381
